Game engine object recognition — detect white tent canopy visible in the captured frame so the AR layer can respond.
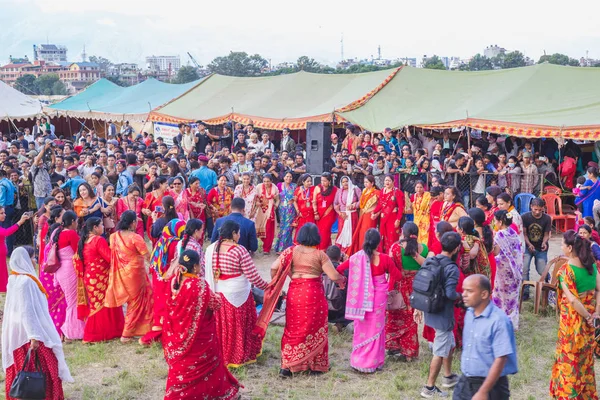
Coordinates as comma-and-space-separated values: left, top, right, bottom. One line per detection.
0, 80, 42, 121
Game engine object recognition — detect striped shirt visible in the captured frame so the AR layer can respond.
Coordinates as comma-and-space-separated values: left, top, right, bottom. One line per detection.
210, 243, 268, 290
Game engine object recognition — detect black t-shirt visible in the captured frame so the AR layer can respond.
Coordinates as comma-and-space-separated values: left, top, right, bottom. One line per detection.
195, 132, 211, 154
522, 212, 551, 250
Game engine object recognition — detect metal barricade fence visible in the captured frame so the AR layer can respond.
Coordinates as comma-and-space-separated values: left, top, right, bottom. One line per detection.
449, 172, 546, 209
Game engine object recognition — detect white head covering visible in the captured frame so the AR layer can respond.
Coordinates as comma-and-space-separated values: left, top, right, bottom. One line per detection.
336, 176, 357, 248
1, 247, 73, 382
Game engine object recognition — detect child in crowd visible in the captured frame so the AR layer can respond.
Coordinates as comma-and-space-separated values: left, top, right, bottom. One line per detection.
324, 245, 350, 332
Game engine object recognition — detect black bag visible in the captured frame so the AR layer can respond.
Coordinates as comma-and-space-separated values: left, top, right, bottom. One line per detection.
322, 274, 346, 312
9, 348, 46, 400
410, 255, 450, 313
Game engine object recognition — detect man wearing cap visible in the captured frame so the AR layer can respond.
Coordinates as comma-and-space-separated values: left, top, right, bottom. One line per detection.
120, 120, 134, 136
61, 165, 86, 200
195, 121, 219, 154
380, 127, 399, 154
330, 133, 342, 154
280, 128, 296, 153
519, 152, 539, 194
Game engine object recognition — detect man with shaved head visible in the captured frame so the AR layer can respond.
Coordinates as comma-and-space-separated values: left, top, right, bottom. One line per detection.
453, 275, 518, 400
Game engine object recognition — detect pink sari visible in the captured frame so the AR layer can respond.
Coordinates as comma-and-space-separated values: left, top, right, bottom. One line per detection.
54, 246, 85, 340
39, 269, 66, 336
345, 251, 387, 373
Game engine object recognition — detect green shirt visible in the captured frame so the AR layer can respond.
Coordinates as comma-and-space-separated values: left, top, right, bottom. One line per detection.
560, 264, 597, 293
402, 244, 429, 271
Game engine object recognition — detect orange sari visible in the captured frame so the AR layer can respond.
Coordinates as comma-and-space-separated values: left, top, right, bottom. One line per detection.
347, 188, 380, 255
105, 231, 153, 338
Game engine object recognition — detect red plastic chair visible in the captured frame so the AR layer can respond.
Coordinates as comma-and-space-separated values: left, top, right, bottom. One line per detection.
544, 186, 562, 195
542, 193, 575, 232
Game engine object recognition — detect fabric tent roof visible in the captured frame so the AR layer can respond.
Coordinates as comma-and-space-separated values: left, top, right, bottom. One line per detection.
46, 78, 204, 122
338, 64, 600, 140
0, 80, 42, 121
149, 69, 399, 129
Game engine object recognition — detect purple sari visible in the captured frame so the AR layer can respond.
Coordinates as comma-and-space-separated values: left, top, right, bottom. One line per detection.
345, 251, 387, 372
492, 227, 523, 330
575, 179, 600, 218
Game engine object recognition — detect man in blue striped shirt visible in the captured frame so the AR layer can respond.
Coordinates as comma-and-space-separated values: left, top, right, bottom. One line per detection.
116, 160, 133, 197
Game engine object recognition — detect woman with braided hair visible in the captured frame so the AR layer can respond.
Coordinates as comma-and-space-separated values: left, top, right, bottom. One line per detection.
162, 249, 240, 399
140, 219, 186, 346
204, 220, 268, 368
74, 217, 124, 343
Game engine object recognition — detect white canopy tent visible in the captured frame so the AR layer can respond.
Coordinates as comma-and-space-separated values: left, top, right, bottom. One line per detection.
0, 80, 42, 122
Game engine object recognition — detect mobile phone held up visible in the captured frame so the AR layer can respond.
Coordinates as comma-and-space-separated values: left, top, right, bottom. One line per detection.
155, 206, 164, 213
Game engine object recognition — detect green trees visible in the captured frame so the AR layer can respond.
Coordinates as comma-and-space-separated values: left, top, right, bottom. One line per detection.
459, 54, 493, 71
538, 53, 580, 66
15, 74, 67, 95
174, 65, 200, 83
423, 55, 446, 70
208, 52, 269, 77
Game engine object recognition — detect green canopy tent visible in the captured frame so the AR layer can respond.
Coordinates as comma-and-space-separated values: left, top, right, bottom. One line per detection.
337, 64, 600, 140
150, 69, 399, 130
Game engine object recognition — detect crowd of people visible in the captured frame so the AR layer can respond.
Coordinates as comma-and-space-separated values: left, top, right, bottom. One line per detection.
0, 118, 599, 399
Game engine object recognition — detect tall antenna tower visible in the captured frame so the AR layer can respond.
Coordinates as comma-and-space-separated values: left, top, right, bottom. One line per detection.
340, 33, 344, 61
378, 45, 381, 59
81, 44, 87, 62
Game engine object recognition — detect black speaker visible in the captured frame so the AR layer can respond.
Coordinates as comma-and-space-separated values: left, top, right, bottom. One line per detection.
306, 122, 332, 175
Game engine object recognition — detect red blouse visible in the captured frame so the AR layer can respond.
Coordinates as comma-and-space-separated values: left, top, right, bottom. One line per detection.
337, 253, 396, 277
57, 229, 79, 251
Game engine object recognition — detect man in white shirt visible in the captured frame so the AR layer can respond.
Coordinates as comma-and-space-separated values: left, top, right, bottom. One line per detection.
181, 125, 197, 155
260, 132, 275, 152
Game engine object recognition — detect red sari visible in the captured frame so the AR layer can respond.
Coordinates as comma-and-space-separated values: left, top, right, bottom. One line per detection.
163, 277, 240, 400
385, 242, 420, 358
75, 236, 125, 343
427, 199, 444, 254
116, 197, 145, 237
315, 185, 338, 250
186, 187, 207, 222
374, 187, 404, 253
347, 188, 380, 255
142, 191, 164, 241
5, 343, 64, 400
294, 186, 315, 241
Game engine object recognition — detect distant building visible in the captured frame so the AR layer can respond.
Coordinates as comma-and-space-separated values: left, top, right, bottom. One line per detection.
274, 62, 296, 70
8, 55, 30, 64
145, 55, 181, 75
108, 63, 141, 85
484, 45, 506, 59
580, 57, 599, 67
0, 60, 100, 94
33, 44, 68, 63
336, 58, 360, 69
399, 57, 417, 68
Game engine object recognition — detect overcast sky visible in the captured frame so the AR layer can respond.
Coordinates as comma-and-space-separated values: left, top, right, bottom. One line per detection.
2, 0, 599, 67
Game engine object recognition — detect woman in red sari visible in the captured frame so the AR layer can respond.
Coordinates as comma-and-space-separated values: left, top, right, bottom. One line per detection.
207, 175, 234, 220
348, 176, 380, 255
163, 250, 240, 400
186, 176, 208, 224
427, 186, 445, 253
386, 222, 430, 361
257, 223, 346, 377
116, 184, 145, 237
313, 172, 338, 250
74, 217, 124, 343
373, 175, 404, 253
140, 219, 186, 346
293, 173, 315, 241
440, 186, 467, 229
142, 177, 168, 239
251, 174, 279, 254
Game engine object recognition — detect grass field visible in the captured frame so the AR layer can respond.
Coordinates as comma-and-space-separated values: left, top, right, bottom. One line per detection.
1, 237, 597, 399
0, 301, 586, 400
